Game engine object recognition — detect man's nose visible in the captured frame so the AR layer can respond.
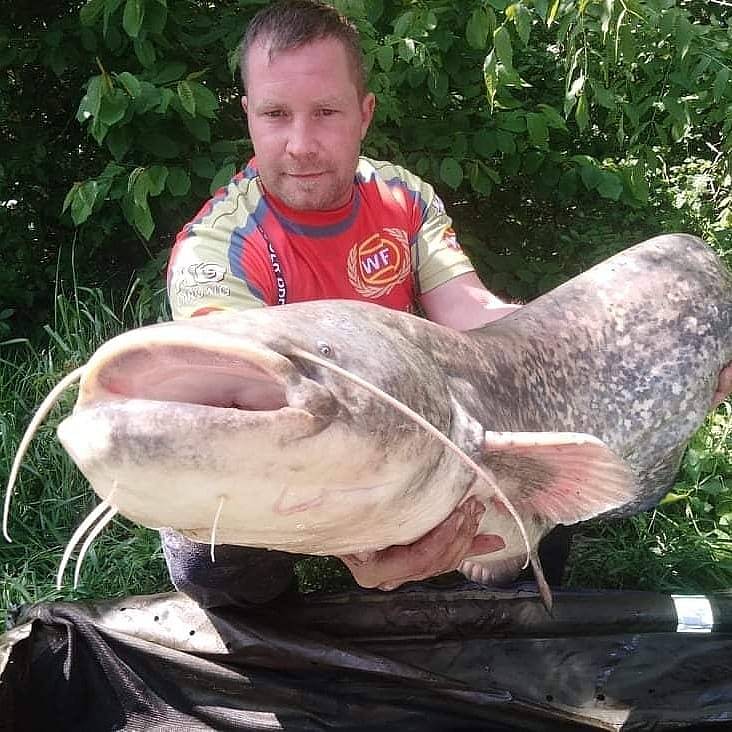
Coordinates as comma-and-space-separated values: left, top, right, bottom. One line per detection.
285, 117, 318, 157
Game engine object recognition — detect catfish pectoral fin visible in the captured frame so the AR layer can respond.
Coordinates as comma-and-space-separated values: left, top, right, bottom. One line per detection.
480, 430, 637, 525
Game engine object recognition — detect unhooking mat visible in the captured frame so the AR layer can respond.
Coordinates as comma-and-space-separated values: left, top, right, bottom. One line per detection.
2, 584, 732, 731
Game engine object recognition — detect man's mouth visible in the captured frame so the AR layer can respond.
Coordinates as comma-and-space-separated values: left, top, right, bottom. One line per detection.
287, 171, 327, 179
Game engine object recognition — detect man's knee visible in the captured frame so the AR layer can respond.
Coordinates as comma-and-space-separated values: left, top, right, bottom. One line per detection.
160, 528, 297, 607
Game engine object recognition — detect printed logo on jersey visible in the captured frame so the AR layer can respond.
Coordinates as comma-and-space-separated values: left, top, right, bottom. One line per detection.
441, 226, 463, 251
174, 262, 230, 308
347, 228, 411, 298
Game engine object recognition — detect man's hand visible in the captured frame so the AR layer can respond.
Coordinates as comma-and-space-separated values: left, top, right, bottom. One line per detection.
713, 362, 732, 408
339, 496, 503, 591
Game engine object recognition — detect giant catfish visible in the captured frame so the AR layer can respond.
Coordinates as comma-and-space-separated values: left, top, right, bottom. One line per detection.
4, 234, 732, 589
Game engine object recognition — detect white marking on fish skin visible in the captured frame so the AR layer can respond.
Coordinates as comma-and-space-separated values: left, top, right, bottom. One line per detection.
3, 366, 86, 542
209, 495, 226, 563
288, 346, 535, 575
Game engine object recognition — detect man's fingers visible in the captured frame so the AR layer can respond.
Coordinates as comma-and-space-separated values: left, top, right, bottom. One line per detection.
712, 362, 732, 408
341, 497, 486, 590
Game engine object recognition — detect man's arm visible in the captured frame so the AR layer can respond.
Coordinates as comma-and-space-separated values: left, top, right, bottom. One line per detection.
420, 271, 520, 329
713, 362, 732, 408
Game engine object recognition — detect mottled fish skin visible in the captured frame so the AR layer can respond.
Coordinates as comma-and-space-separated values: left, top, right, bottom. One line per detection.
54, 234, 731, 566
440, 233, 732, 515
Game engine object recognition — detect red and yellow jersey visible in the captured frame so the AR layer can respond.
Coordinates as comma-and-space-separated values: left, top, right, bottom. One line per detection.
168, 156, 474, 319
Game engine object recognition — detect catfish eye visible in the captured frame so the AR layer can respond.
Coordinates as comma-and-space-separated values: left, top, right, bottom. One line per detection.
317, 341, 333, 357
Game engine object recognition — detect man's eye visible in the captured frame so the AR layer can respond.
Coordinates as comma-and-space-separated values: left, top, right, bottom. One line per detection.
264, 110, 285, 118
318, 108, 337, 117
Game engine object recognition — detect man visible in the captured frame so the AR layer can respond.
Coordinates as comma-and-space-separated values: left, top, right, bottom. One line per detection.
164, 0, 732, 607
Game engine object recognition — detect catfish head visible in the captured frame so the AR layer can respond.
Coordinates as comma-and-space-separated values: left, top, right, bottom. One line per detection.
55, 300, 470, 555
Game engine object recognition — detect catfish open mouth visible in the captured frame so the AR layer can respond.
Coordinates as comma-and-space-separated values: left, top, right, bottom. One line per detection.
83, 345, 291, 413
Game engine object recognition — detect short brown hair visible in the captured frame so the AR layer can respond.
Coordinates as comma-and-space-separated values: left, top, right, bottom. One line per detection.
240, 0, 367, 97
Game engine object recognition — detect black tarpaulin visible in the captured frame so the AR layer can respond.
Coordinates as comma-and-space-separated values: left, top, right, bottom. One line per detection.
2, 585, 732, 731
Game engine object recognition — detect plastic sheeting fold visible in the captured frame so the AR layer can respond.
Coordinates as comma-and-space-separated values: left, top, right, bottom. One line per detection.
2, 585, 732, 731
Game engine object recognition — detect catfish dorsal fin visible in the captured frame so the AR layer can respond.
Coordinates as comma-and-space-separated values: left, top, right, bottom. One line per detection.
482, 430, 637, 525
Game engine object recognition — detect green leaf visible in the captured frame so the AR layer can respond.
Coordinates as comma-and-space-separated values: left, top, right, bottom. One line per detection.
596, 171, 623, 200
192, 156, 216, 179
493, 26, 513, 70
128, 167, 149, 206
153, 62, 187, 85
166, 167, 191, 196
133, 38, 156, 67
497, 114, 525, 133
177, 80, 196, 116
70, 180, 98, 225
547, 0, 560, 27
407, 66, 427, 88
183, 115, 211, 142
579, 163, 601, 190
439, 158, 463, 189
473, 129, 497, 158
628, 161, 649, 203
123, 0, 145, 38
62, 183, 80, 214
146, 165, 168, 196
538, 103, 566, 130
139, 132, 180, 158
590, 83, 616, 111
495, 130, 516, 154
210, 162, 237, 195
133, 201, 154, 239
117, 71, 141, 99
144, 0, 168, 34
526, 112, 549, 147
103, 0, 125, 36
564, 73, 585, 116
98, 90, 129, 125
376, 44, 394, 71
469, 161, 493, 196
83, 75, 103, 119
575, 93, 589, 133
428, 70, 449, 99
714, 67, 730, 103
398, 38, 416, 61
132, 82, 161, 113
393, 11, 414, 38
507, 3, 531, 45
90, 117, 110, 144
557, 169, 578, 198
466, 8, 491, 50
158, 88, 175, 113
106, 125, 132, 160
190, 81, 219, 119
483, 50, 498, 107
80, 0, 106, 26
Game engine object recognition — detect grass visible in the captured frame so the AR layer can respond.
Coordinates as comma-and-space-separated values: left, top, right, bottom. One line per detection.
1, 285, 731, 619
1, 285, 173, 617
566, 405, 732, 593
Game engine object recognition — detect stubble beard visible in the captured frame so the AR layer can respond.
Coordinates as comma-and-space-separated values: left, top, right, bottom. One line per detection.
262, 159, 358, 212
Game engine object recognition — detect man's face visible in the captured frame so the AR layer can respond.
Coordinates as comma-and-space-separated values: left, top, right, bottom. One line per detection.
242, 37, 375, 211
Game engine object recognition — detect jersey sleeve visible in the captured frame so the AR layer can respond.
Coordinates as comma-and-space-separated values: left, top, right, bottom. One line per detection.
368, 160, 475, 294
410, 177, 475, 294
167, 176, 274, 320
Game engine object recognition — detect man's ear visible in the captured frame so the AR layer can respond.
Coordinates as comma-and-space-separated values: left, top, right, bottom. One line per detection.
241, 96, 248, 114
360, 92, 375, 140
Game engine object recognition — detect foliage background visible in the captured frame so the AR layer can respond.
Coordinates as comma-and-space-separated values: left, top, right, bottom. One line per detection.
1, 0, 731, 605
